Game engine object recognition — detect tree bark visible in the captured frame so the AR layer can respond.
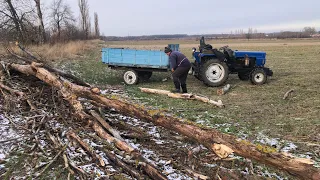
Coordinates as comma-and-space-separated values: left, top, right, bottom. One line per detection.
8, 62, 320, 180
34, 0, 46, 43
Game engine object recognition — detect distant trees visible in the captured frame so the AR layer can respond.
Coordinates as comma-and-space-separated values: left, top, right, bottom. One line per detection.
245, 27, 253, 40
303, 27, 317, 36
0, 0, 101, 44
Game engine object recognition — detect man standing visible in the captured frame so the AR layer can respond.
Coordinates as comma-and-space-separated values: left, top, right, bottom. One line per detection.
164, 47, 191, 93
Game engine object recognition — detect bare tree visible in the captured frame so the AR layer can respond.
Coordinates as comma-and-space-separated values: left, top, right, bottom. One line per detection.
0, 0, 25, 42
303, 27, 317, 36
50, 0, 74, 41
78, 0, 90, 39
94, 12, 99, 37
34, 0, 46, 43
0, 0, 40, 43
246, 27, 253, 40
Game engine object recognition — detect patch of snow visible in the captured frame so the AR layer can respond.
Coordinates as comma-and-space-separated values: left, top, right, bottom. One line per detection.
148, 126, 161, 138
126, 141, 140, 149
257, 167, 285, 180
100, 90, 108, 94
281, 142, 297, 152
153, 139, 165, 145
79, 163, 106, 177
203, 163, 217, 168
256, 132, 279, 147
0, 153, 5, 159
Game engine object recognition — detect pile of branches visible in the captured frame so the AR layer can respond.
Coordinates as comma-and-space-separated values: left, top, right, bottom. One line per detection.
0, 44, 319, 179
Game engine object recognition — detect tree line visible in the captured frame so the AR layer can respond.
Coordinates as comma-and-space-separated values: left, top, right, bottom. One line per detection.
102, 27, 319, 41
0, 0, 100, 44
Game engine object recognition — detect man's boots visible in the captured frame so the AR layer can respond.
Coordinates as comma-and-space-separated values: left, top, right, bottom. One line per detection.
181, 84, 187, 93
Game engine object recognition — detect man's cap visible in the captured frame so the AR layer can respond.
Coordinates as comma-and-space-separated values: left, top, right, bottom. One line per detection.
164, 47, 172, 53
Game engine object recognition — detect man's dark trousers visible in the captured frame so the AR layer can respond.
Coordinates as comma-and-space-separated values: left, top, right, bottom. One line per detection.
172, 65, 191, 93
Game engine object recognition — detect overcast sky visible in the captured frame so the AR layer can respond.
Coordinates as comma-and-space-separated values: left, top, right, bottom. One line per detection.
45, 0, 320, 36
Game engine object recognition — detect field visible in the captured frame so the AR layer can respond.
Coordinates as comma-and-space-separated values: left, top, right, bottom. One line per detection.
52, 38, 320, 145
1, 38, 319, 178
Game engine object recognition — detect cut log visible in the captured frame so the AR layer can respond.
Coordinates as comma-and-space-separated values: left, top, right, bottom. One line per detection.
140, 87, 224, 108
8, 63, 320, 179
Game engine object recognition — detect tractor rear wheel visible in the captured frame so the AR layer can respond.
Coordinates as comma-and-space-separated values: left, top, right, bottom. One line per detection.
123, 70, 139, 85
200, 59, 229, 87
250, 68, 267, 85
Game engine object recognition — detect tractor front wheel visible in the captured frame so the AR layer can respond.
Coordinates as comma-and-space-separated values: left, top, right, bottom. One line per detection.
250, 68, 267, 85
200, 59, 229, 87
123, 70, 139, 85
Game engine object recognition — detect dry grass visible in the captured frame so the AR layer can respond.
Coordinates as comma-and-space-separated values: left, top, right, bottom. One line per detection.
0, 39, 103, 61
30, 40, 100, 60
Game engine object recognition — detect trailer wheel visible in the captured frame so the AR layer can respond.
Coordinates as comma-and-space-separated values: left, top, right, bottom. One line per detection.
250, 68, 267, 85
200, 59, 229, 87
137, 71, 152, 81
123, 70, 139, 85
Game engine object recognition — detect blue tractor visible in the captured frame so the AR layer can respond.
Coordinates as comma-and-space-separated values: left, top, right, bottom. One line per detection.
191, 37, 273, 86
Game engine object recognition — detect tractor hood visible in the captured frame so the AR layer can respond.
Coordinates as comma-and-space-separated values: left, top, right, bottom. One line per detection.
234, 51, 266, 58
234, 51, 266, 66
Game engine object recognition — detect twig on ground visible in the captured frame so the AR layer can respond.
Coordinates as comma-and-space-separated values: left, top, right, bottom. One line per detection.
0, 82, 24, 96
283, 89, 294, 100
90, 110, 124, 141
34, 145, 67, 178
67, 130, 105, 167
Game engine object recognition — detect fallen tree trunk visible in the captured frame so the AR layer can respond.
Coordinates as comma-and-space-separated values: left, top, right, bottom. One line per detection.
139, 87, 224, 108
8, 63, 320, 179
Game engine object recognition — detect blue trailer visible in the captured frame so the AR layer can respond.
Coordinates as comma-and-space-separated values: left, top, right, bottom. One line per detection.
101, 48, 170, 84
